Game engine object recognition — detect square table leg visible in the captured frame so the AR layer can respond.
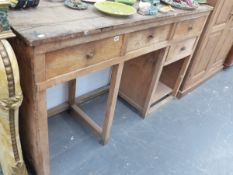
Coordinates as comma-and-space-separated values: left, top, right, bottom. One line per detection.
102, 63, 124, 144
33, 90, 50, 175
21, 89, 50, 175
68, 63, 124, 144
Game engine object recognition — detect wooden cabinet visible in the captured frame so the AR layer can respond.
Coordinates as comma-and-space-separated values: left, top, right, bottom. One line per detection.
180, 0, 233, 95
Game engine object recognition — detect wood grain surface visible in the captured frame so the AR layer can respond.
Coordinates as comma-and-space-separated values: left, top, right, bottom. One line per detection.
8, 0, 212, 46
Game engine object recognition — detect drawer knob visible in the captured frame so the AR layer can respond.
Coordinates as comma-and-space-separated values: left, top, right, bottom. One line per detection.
86, 51, 95, 59
188, 26, 193, 31
180, 47, 186, 51
148, 34, 154, 39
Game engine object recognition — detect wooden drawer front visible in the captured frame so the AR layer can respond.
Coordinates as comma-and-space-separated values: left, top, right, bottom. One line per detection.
126, 25, 171, 52
166, 38, 196, 64
173, 16, 206, 39
46, 36, 123, 78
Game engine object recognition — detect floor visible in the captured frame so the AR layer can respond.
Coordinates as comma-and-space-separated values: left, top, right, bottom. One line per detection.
1, 68, 231, 175
46, 67, 233, 175
47, 68, 233, 175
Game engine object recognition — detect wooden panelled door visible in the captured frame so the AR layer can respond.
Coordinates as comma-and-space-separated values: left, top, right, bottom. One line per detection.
207, 0, 233, 72
185, 0, 233, 86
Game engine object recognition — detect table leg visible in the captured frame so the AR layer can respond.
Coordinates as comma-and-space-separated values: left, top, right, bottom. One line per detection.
68, 79, 77, 106
172, 56, 192, 97
102, 63, 124, 144
33, 90, 50, 175
69, 63, 124, 144
21, 89, 50, 175
9, 38, 50, 175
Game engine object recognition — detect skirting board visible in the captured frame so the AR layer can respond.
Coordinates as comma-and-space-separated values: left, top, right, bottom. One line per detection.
47, 85, 109, 117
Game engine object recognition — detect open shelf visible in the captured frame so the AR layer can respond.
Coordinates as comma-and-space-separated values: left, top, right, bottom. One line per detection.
151, 58, 185, 105
119, 48, 189, 116
153, 81, 172, 103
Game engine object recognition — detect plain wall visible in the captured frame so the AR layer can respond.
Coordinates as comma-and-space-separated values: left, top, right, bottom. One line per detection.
47, 68, 111, 109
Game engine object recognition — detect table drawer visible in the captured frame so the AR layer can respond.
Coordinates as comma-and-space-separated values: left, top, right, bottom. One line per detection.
46, 36, 123, 79
166, 38, 196, 64
126, 24, 171, 52
173, 16, 206, 39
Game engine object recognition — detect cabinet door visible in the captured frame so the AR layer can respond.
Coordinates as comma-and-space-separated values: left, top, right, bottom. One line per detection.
207, 6, 233, 70
212, 0, 233, 28
181, 0, 233, 92
189, 30, 222, 82
214, 16, 233, 67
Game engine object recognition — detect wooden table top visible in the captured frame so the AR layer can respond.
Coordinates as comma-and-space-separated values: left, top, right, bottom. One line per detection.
8, 0, 212, 46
